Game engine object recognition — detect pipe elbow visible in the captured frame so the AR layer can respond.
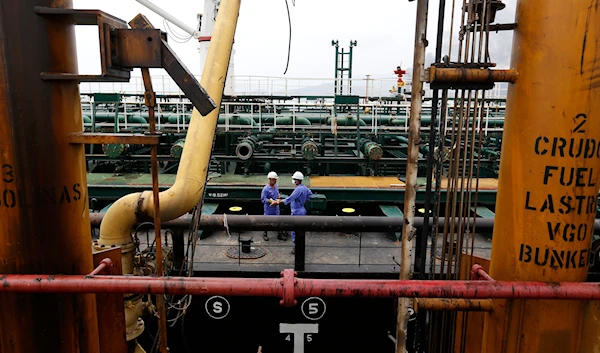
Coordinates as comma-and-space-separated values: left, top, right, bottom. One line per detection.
98, 193, 140, 245
96, 193, 141, 274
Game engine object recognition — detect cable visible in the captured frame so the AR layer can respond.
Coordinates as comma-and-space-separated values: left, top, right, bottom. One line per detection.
283, 0, 295, 74
163, 19, 193, 44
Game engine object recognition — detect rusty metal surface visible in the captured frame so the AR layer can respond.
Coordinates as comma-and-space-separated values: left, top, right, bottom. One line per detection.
159, 39, 215, 116
93, 249, 127, 353
415, 298, 494, 312
0, 1, 100, 352
40, 73, 130, 82
140, 67, 168, 353
34, 7, 126, 25
35, 6, 131, 82
114, 29, 162, 68
466, 23, 517, 32
482, 1, 600, 352
129, 13, 154, 30
398, 0, 428, 351
428, 67, 518, 83
2, 269, 600, 301
128, 14, 216, 116
68, 132, 159, 145
455, 254, 492, 353
579, 300, 600, 353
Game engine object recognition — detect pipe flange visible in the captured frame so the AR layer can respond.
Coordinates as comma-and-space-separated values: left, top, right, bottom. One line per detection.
280, 269, 297, 307
235, 141, 254, 160
93, 240, 135, 254
126, 317, 145, 341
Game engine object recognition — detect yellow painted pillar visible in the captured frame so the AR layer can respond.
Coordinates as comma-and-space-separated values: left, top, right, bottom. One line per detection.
482, 0, 600, 352
0, 0, 100, 352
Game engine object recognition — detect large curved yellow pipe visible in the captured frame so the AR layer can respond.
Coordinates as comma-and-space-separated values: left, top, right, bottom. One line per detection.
97, 0, 241, 273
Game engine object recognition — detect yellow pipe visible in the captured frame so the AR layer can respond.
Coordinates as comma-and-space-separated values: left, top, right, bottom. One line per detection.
97, 0, 241, 273
482, 1, 599, 352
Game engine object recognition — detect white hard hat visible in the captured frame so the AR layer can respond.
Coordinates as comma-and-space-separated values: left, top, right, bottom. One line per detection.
292, 171, 304, 181
267, 171, 279, 179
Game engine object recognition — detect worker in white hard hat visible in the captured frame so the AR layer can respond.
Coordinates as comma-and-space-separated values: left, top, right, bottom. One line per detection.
261, 171, 286, 241
271, 171, 312, 254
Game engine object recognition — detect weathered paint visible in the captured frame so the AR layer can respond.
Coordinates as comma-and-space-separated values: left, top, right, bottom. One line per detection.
0, 1, 100, 352
1, 268, 600, 302
415, 298, 494, 312
454, 255, 492, 353
482, 0, 600, 352
579, 301, 600, 353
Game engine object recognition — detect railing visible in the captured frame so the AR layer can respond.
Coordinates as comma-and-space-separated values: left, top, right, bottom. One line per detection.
79, 75, 509, 99
81, 98, 506, 135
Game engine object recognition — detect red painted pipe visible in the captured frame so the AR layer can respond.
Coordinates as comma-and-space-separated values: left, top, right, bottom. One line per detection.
2, 269, 600, 307
88, 258, 113, 276
471, 264, 494, 281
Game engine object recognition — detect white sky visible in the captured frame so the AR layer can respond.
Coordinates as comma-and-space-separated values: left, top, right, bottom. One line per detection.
73, 0, 517, 79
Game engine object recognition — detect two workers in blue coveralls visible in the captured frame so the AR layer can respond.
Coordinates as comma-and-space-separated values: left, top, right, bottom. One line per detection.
261, 171, 312, 254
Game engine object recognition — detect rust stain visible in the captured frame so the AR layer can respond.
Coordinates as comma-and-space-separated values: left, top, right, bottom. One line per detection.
581, 2, 593, 75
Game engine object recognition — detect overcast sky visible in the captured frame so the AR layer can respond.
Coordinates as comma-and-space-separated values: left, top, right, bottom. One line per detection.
73, 0, 517, 79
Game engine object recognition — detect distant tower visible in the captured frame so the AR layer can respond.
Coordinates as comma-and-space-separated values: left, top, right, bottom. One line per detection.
198, 0, 235, 96
332, 40, 357, 96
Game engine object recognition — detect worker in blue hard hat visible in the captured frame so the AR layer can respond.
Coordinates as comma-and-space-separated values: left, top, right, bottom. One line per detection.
271, 171, 312, 254
261, 171, 286, 241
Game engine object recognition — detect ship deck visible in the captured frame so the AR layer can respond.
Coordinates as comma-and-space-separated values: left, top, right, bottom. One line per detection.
132, 228, 493, 277
87, 173, 500, 204
90, 173, 497, 276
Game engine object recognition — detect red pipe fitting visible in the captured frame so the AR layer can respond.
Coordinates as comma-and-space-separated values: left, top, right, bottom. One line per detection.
280, 269, 297, 307
87, 258, 114, 277
471, 264, 494, 281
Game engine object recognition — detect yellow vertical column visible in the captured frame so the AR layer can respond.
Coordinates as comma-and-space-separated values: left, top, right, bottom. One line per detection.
0, 1, 100, 352
482, 0, 600, 352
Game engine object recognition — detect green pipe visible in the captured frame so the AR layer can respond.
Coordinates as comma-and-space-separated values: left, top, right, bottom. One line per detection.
358, 138, 383, 160
253, 115, 327, 124
301, 137, 321, 160
235, 136, 259, 160
118, 116, 147, 124
274, 116, 311, 126
170, 139, 185, 159
217, 115, 255, 125
328, 116, 367, 126
102, 144, 129, 158
84, 112, 174, 124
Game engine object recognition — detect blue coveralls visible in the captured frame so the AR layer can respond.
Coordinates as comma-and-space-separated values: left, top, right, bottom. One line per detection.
282, 184, 313, 245
261, 184, 280, 216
